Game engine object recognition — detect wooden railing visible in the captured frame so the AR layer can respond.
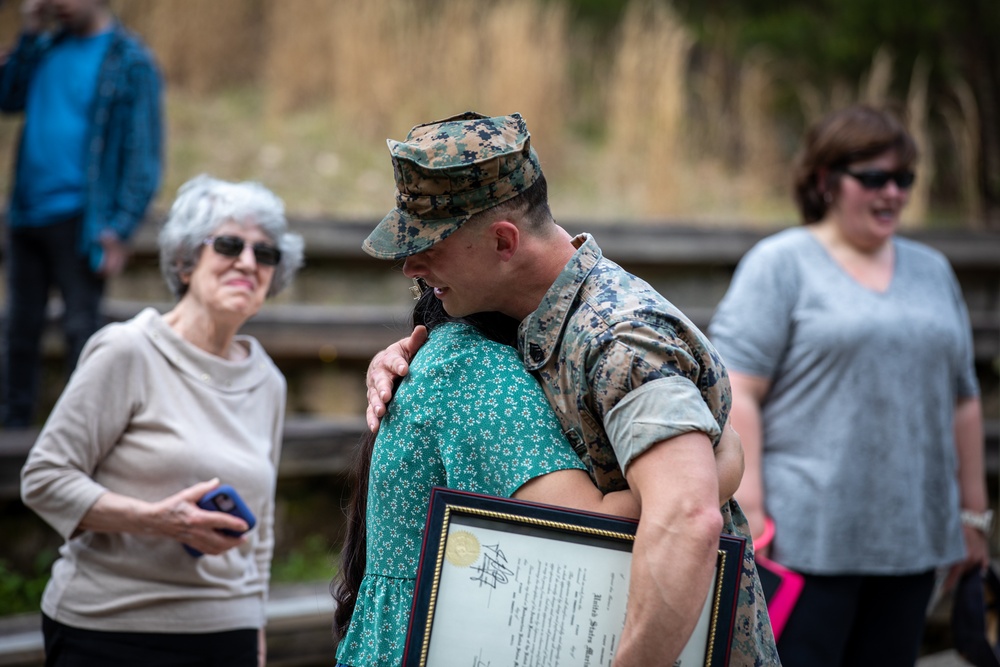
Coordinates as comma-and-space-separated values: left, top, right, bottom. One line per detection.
2, 219, 999, 483
1, 219, 998, 665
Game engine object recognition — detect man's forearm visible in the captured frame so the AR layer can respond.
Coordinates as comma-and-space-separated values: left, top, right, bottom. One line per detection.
615, 432, 723, 665
615, 505, 722, 665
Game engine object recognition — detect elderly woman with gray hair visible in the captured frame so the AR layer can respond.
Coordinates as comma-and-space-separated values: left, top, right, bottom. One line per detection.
20, 174, 304, 667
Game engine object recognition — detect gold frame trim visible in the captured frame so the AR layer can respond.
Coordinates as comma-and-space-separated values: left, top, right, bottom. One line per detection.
418, 502, 727, 667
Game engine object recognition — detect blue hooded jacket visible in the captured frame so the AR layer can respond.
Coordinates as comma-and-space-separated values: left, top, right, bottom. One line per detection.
0, 21, 163, 271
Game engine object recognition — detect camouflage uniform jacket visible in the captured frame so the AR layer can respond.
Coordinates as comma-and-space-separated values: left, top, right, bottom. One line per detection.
517, 233, 780, 666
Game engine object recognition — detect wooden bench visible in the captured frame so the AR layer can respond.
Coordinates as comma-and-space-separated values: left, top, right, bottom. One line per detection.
3, 413, 998, 503
0, 416, 366, 500
0, 581, 336, 667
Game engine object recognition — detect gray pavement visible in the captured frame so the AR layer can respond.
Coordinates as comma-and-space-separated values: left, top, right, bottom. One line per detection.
918, 649, 974, 667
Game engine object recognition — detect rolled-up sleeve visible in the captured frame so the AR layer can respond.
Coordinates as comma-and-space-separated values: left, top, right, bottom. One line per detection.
605, 376, 722, 473
586, 317, 728, 474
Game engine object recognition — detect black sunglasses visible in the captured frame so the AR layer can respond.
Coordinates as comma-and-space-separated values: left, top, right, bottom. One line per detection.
203, 235, 281, 266
844, 169, 916, 190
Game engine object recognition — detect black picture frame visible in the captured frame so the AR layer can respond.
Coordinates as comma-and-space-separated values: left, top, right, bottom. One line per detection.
403, 487, 746, 667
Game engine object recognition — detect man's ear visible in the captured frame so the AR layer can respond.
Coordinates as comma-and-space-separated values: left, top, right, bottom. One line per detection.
491, 220, 519, 261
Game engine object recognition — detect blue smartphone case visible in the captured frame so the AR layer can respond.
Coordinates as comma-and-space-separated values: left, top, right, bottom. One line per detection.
184, 484, 257, 557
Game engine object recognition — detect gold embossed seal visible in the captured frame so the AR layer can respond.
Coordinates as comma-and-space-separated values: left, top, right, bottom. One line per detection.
445, 530, 480, 567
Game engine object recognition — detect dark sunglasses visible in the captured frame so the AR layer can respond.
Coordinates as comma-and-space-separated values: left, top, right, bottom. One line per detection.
203, 235, 281, 266
844, 169, 916, 190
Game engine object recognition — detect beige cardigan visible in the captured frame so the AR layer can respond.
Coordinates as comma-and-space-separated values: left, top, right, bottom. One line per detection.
21, 308, 285, 633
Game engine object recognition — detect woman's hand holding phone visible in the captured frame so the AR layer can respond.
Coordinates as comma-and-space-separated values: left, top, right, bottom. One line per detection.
146, 478, 254, 557
184, 483, 257, 557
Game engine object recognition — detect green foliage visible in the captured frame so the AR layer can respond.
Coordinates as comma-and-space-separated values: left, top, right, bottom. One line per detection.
0, 537, 338, 618
664, 0, 1000, 221
0, 551, 55, 616
671, 0, 995, 98
561, 0, 629, 29
271, 535, 339, 584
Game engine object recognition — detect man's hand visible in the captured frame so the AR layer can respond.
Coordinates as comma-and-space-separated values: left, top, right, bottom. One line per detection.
715, 421, 744, 504
97, 231, 129, 277
365, 325, 428, 432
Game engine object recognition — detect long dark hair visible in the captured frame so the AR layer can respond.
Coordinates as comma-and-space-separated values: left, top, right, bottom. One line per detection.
331, 289, 519, 641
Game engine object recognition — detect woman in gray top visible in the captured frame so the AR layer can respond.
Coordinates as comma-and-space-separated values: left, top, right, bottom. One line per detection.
21, 175, 303, 666
709, 105, 989, 667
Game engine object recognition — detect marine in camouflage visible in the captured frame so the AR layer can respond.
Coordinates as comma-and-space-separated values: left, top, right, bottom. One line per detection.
518, 233, 781, 666
364, 111, 781, 665
363, 111, 542, 260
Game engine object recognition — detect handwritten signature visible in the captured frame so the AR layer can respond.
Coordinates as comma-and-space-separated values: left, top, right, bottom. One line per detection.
470, 543, 513, 588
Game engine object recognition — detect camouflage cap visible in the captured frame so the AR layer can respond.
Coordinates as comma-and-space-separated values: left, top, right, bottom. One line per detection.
363, 111, 542, 260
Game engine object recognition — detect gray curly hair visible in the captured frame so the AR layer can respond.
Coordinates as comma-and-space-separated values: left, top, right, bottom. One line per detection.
158, 174, 305, 299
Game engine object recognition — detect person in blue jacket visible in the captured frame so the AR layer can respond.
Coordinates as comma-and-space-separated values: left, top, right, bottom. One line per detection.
0, 0, 163, 427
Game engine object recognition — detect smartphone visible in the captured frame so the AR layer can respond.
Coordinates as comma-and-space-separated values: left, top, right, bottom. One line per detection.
183, 484, 257, 558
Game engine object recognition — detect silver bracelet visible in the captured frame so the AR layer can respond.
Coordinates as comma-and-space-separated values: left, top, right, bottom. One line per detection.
960, 509, 994, 534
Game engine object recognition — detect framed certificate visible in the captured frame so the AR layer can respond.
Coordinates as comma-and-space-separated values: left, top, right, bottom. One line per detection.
403, 487, 746, 667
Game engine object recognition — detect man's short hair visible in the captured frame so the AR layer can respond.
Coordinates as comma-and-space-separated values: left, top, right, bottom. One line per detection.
466, 172, 551, 234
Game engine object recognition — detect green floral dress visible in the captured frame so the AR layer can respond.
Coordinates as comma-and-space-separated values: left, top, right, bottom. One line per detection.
335, 322, 586, 666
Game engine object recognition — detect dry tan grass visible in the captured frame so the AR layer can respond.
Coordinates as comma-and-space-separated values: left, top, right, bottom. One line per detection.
943, 80, 982, 225
112, 0, 263, 94
903, 56, 932, 227
0, 0, 980, 227
861, 46, 894, 107
603, 0, 693, 216
0, 2, 19, 45
0, 2, 26, 207
269, 0, 575, 148
261, 0, 337, 117
737, 50, 785, 207
480, 0, 571, 162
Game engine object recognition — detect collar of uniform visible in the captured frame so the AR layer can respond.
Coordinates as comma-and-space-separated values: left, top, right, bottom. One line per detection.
518, 233, 603, 370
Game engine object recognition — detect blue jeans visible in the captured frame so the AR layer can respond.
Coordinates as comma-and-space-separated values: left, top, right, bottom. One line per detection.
2, 215, 105, 427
